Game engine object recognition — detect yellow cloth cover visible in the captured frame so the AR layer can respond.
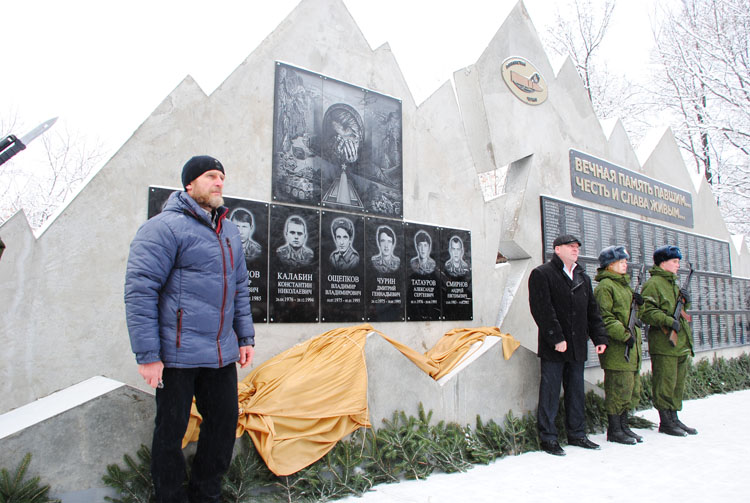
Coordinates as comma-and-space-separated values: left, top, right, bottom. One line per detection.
183, 324, 520, 476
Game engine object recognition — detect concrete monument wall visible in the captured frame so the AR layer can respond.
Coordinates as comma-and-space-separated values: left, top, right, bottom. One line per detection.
1, 0, 748, 447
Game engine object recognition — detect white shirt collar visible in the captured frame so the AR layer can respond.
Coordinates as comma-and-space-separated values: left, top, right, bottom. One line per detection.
563, 261, 577, 280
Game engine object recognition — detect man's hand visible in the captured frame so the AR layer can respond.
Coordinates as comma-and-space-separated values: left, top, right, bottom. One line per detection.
632, 292, 644, 306
138, 361, 164, 389
595, 344, 607, 354
239, 345, 255, 369
554, 340, 567, 352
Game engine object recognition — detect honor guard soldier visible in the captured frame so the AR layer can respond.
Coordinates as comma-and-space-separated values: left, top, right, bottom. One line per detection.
639, 245, 697, 436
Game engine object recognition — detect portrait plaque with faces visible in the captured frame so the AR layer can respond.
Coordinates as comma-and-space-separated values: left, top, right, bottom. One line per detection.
365, 217, 405, 322
320, 211, 366, 322
271, 62, 403, 219
224, 197, 269, 323
440, 229, 473, 321
404, 223, 442, 321
269, 204, 320, 323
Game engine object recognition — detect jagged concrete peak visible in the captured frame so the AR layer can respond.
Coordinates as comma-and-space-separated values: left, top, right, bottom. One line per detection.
214, 0, 384, 92
636, 125, 673, 168
600, 118, 620, 140
731, 234, 749, 256
553, 54, 598, 120
480, 0, 553, 77
152, 75, 207, 115
640, 127, 701, 193
0, 208, 33, 237
419, 79, 458, 111
550, 52, 570, 77
689, 169, 706, 195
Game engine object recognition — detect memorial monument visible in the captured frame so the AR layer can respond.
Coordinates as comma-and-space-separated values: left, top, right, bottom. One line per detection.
1, 0, 749, 472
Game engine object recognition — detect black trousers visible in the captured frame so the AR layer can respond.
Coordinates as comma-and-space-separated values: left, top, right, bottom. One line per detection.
537, 359, 586, 443
151, 364, 239, 503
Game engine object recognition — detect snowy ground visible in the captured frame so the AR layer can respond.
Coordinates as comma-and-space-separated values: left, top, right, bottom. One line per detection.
340, 389, 750, 502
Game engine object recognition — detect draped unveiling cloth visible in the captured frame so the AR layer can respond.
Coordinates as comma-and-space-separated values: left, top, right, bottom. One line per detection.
182, 324, 520, 476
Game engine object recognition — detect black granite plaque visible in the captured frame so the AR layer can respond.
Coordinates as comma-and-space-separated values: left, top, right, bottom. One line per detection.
582, 209, 600, 257
698, 275, 708, 308
564, 206, 582, 239
712, 314, 721, 347
643, 224, 655, 266
440, 228, 473, 321
719, 315, 728, 345
614, 215, 628, 248
147, 187, 175, 218
269, 205, 320, 323
365, 218, 405, 321
697, 238, 706, 272
677, 232, 688, 262
698, 315, 708, 347
319, 211, 365, 322
629, 221, 642, 264
734, 314, 743, 344
721, 244, 731, 274
271, 62, 404, 219
404, 223, 442, 321
543, 203, 561, 254
225, 197, 270, 323
653, 226, 666, 252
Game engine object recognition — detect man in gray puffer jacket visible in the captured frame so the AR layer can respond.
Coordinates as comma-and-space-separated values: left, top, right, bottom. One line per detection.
125, 155, 255, 503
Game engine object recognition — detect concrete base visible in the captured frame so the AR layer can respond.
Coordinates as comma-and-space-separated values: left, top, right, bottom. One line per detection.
0, 377, 155, 503
365, 332, 540, 427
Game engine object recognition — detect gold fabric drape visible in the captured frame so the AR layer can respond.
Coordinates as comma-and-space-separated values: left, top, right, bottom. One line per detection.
183, 324, 520, 476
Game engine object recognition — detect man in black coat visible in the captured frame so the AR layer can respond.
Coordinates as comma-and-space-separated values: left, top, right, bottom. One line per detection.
528, 234, 608, 456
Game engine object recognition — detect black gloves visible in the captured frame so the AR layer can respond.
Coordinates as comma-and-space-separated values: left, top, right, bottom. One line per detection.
633, 292, 644, 306
625, 334, 635, 349
671, 319, 681, 333
680, 288, 691, 304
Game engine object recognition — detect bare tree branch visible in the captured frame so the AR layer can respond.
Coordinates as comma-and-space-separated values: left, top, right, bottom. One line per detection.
0, 114, 106, 229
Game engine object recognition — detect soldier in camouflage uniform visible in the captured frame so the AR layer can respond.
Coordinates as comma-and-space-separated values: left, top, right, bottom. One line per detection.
639, 245, 697, 437
594, 246, 644, 445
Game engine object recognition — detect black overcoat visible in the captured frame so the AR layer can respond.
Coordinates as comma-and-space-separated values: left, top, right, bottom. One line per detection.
528, 253, 608, 362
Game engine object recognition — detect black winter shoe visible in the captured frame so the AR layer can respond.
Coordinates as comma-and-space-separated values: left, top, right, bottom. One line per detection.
607, 414, 636, 445
540, 440, 566, 456
568, 436, 601, 449
671, 410, 698, 435
620, 412, 644, 443
658, 410, 687, 437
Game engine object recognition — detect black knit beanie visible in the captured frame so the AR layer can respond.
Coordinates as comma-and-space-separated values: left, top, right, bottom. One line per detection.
181, 155, 224, 189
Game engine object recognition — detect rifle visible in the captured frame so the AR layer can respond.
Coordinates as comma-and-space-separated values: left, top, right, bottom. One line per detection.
625, 263, 646, 362
663, 262, 695, 347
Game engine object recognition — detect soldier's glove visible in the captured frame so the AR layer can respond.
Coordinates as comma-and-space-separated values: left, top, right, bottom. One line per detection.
671, 319, 681, 333
625, 334, 636, 349
679, 288, 691, 304
633, 292, 644, 306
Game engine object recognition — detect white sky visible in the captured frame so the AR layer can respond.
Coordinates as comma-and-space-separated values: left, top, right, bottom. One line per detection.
1, 0, 657, 165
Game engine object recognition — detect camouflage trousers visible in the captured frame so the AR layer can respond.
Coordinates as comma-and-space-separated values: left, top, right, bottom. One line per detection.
651, 354, 689, 411
603, 369, 642, 415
